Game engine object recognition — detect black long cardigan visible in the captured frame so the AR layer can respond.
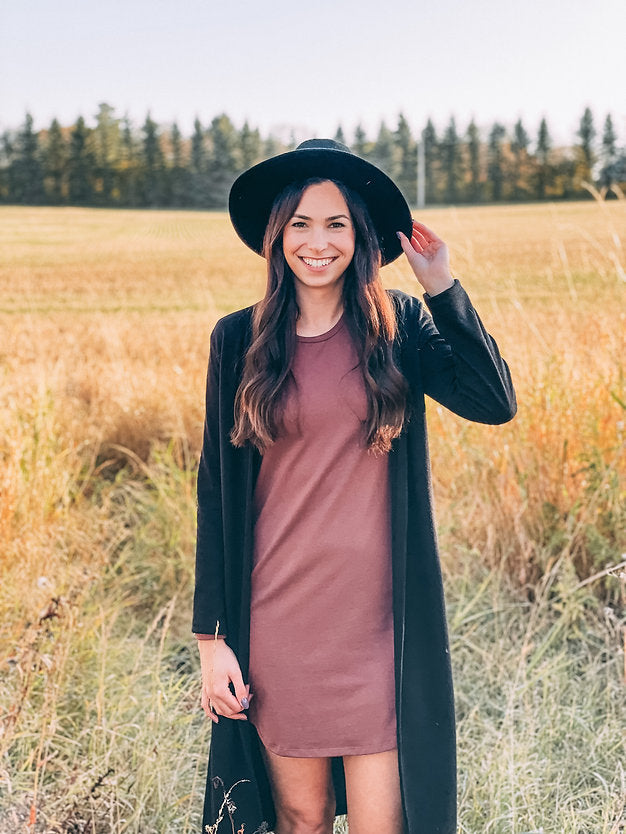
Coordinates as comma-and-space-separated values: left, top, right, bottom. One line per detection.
192, 280, 517, 834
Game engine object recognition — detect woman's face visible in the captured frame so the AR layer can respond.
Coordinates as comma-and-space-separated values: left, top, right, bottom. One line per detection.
282, 180, 356, 295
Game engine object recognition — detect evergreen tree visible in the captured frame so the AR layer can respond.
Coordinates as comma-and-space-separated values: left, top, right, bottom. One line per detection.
67, 116, 95, 204
333, 125, 346, 146
207, 113, 241, 209
352, 124, 369, 158
465, 120, 482, 203
0, 131, 13, 201
599, 114, 617, 190
141, 113, 165, 206
510, 118, 530, 200
371, 121, 399, 179
93, 102, 120, 204
43, 118, 67, 203
535, 117, 551, 200
551, 152, 577, 200
394, 113, 416, 206
118, 116, 139, 207
422, 119, 439, 204
612, 149, 626, 190
576, 106, 596, 187
168, 122, 188, 207
263, 134, 282, 159
441, 116, 462, 204
170, 122, 183, 167
240, 121, 262, 169
487, 122, 506, 201
10, 113, 45, 204
189, 118, 210, 207
191, 118, 206, 173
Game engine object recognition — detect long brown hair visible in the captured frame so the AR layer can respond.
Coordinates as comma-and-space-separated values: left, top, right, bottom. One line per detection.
230, 177, 409, 455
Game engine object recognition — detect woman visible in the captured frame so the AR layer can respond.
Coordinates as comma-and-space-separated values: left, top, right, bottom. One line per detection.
192, 139, 516, 834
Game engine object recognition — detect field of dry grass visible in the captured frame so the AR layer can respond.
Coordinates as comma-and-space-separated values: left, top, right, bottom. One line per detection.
0, 201, 624, 832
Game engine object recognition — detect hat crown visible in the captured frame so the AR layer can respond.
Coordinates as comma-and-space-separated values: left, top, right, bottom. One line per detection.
295, 138, 351, 154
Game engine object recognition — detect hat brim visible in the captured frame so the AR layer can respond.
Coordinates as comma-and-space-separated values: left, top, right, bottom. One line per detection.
228, 148, 412, 266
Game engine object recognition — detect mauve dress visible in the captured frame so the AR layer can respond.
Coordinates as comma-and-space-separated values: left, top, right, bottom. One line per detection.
246, 312, 396, 757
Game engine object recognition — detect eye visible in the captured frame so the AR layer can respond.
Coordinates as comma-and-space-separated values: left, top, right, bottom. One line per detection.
290, 221, 306, 228
330, 221, 346, 228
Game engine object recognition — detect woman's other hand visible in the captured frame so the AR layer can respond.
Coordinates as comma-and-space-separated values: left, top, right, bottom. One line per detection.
397, 220, 455, 297
198, 639, 252, 723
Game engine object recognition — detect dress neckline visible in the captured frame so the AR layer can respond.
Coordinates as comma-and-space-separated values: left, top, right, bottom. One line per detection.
296, 311, 345, 343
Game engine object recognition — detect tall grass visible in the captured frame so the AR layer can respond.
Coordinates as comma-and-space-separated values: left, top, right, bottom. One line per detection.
0, 202, 624, 831
0, 438, 206, 832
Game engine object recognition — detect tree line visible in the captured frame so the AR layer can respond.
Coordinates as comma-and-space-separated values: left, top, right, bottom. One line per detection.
1, 104, 623, 209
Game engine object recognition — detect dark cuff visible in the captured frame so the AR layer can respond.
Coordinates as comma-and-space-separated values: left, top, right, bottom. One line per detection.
423, 278, 462, 307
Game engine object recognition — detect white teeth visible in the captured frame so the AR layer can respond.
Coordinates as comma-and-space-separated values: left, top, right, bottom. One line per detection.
302, 257, 334, 267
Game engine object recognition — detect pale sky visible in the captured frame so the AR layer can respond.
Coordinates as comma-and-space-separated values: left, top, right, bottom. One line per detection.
2, 0, 624, 145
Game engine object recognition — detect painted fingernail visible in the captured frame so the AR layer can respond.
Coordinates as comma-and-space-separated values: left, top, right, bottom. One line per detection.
396, 231, 401, 239
241, 697, 249, 709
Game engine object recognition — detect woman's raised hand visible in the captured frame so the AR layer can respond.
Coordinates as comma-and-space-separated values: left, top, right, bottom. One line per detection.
198, 639, 252, 723
397, 220, 455, 297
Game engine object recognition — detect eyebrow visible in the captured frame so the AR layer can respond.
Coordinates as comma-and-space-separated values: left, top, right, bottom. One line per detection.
293, 213, 351, 221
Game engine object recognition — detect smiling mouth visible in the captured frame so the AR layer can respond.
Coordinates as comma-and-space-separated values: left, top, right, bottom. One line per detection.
299, 256, 337, 268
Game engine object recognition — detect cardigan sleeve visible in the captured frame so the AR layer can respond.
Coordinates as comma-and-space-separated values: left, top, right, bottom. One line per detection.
402, 280, 517, 425
191, 320, 229, 637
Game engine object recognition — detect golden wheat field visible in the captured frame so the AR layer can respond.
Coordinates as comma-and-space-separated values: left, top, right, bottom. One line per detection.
0, 201, 625, 832
2, 201, 624, 600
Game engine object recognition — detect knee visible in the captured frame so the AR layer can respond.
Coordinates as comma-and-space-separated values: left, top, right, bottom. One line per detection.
274, 796, 335, 834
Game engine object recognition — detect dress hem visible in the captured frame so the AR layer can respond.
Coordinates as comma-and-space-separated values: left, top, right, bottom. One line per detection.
253, 722, 398, 759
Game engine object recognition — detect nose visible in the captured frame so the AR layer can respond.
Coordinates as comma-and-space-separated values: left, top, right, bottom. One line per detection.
307, 225, 329, 253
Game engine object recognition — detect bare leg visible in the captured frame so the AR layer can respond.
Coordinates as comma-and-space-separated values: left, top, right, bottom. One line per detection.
260, 744, 335, 834
343, 748, 404, 834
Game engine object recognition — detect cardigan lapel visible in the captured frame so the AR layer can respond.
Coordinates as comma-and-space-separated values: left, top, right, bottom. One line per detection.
238, 445, 262, 678
389, 431, 408, 706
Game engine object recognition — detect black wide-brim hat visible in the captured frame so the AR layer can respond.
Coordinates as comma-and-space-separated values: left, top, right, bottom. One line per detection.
228, 138, 413, 266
